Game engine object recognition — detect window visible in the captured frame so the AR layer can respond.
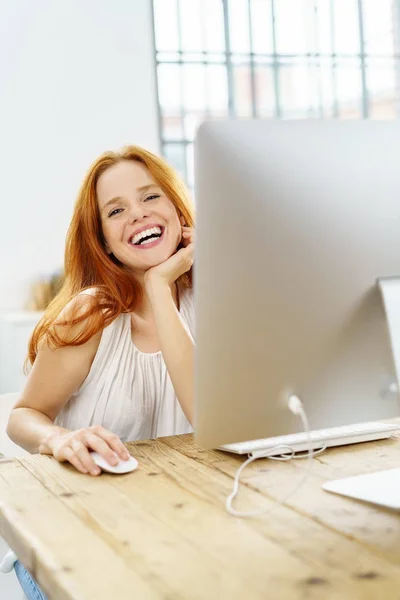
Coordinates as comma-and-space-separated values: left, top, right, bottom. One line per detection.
153, 0, 399, 188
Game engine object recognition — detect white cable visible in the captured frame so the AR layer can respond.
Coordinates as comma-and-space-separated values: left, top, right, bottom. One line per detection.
226, 395, 316, 518
267, 443, 327, 461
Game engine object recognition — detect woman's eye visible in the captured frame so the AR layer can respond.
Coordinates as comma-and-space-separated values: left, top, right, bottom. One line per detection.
144, 194, 160, 202
108, 208, 123, 217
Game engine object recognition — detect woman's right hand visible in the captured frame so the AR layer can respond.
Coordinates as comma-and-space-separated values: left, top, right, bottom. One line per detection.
39, 425, 131, 476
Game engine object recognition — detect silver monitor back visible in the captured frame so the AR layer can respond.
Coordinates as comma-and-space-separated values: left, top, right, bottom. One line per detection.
194, 120, 400, 449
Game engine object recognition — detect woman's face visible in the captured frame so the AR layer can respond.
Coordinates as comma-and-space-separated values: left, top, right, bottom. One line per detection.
97, 160, 184, 275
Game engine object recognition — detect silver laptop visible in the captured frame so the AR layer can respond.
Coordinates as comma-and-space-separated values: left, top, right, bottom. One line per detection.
193, 120, 400, 450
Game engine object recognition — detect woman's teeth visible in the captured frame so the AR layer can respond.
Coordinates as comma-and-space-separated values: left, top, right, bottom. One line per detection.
131, 226, 163, 245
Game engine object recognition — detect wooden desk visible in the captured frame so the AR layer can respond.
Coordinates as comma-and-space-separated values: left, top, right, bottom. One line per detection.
0, 428, 400, 600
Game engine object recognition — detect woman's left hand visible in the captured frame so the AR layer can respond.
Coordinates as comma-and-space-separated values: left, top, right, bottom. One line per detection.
144, 226, 195, 289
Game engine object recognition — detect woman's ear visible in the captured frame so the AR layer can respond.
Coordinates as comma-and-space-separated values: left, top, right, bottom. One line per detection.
179, 214, 186, 227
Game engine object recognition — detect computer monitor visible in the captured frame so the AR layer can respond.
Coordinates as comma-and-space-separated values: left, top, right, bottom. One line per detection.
193, 120, 400, 449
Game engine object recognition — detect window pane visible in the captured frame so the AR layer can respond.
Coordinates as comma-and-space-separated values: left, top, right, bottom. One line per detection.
207, 65, 229, 114
179, 0, 203, 52
279, 62, 321, 118
154, 0, 179, 52
363, 0, 394, 56
335, 60, 362, 118
255, 67, 275, 117
367, 59, 396, 118
233, 65, 253, 117
250, 0, 273, 55
307, 63, 324, 117
332, 0, 360, 54
182, 64, 206, 111
161, 112, 184, 141
163, 143, 186, 181
157, 64, 182, 111
228, 0, 251, 53
318, 59, 338, 118
202, 0, 225, 52
275, 0, 314, 54
315, 0, 335, 55
177, 0, 225, 54
158, 64, 184, 141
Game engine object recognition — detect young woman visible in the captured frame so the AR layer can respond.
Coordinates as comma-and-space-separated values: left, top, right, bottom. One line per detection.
3, 146, 196, 599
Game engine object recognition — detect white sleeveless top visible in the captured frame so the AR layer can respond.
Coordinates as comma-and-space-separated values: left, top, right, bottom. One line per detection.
54, 284, 194, 442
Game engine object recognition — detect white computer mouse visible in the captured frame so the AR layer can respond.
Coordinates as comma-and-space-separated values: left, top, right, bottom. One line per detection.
90, 452, 139, 474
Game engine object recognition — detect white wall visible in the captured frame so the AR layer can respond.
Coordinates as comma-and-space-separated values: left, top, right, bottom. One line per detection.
0, 0, 160, 310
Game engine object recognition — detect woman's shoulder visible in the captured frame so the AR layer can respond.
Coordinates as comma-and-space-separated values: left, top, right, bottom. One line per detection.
43, 287, 104, 353
75, 286, 99, 301
35, 290, 103, 381
57, 288, 100, 322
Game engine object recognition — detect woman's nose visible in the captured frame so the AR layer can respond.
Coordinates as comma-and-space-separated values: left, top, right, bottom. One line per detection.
128, 202, 150, 223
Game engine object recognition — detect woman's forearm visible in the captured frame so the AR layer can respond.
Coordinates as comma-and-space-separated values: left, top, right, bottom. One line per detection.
7, 407, 69, 454
147, 281, 194, 425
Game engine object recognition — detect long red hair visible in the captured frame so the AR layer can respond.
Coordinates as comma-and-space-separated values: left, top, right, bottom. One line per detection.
27, 146, 195, 367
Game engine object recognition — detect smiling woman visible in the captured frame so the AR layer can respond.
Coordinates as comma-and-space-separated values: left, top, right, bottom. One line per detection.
10, 143, 196, 450
5, 145, 196, 599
